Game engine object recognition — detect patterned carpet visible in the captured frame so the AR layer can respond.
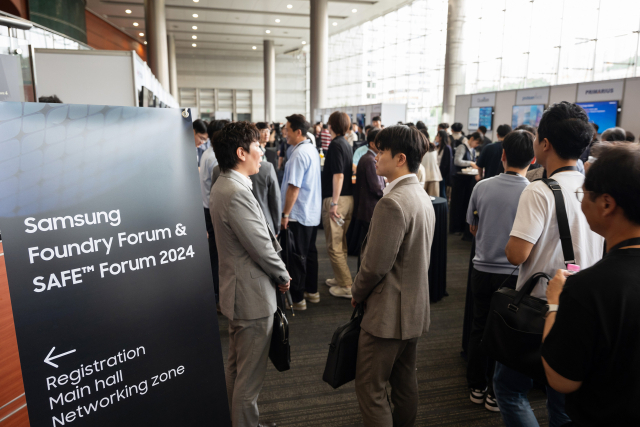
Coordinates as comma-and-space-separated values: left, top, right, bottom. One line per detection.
217, 231, 549, 426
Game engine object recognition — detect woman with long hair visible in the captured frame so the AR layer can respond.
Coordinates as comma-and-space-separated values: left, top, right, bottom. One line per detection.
436, 130, 453, 200
420, 129, 443, 197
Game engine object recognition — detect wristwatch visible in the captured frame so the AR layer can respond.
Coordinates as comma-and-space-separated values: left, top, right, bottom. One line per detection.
545, 304, 559, 318
330, 202, 338, 207
282, 213, 289, 218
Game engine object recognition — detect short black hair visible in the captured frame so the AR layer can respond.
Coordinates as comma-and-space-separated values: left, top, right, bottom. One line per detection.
438, 123, 450, 130
371, 116, 381, 122
537, 102, 594, 160
469, 131, 482, 141
451, 122, 463, 132
364, 125, 372, 133
255, 122, 269, 130
585, 144, 640, 225
497, 124, 512, 138
39, 95, 62, 103
328, 111, 351, 136
626, 131, 636, 143
285, 114, 311, 136
212, 121, 259, 172
515, 124, 537, 136
591, 122, 599, 133
478, 125, 487, 134
405, 122, 415, 128
207, 119, 229, 140
416, 121, 427, 130
193, 119, 207, 134
601, 127, 627, 142
502, 130, 535, 169
374, 125, 426, 174
367, 128, 380, 144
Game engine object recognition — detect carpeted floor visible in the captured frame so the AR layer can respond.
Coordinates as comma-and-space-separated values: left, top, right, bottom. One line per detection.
217, 231, 549, 426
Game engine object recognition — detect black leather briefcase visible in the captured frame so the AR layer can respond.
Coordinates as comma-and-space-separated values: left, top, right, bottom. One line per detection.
322, 304, 364, 389
269, 293, 290, 372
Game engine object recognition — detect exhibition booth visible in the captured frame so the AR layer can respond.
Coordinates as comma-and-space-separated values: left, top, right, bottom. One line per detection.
314, 103, 407, 128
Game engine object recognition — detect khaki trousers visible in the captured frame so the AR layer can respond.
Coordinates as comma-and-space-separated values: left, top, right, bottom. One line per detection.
322, 196, 354, 287
226, 314, 273, 427
355, 329, 419, 427
424, 181, 440, 197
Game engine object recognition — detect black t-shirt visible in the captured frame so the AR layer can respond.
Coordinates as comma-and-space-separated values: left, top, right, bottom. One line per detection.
541, 248, 640, 427
322, 136, 354, 199
476, 141, 504, 179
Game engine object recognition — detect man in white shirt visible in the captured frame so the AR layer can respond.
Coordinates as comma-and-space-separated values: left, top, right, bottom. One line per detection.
495, 102, 604, 427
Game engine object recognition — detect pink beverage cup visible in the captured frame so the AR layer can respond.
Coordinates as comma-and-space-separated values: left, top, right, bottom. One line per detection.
567, 264, 581, 275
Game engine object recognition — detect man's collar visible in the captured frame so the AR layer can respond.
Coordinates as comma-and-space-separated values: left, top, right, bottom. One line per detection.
226, 169, 253, 190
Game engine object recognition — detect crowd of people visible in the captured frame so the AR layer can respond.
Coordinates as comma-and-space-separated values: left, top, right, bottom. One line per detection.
191, 103, 640, 427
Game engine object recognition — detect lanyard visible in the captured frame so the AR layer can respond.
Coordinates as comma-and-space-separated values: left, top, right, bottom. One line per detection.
549, 165, 579, 177
607, 237, 640, 254
505, 171, 519, 176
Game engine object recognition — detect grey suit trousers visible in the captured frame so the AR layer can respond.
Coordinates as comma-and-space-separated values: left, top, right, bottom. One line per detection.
226, 314, 274, 427
355, 329, 419, 427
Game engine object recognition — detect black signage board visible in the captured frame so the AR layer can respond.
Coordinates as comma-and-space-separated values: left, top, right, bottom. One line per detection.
0, 102, 231, 426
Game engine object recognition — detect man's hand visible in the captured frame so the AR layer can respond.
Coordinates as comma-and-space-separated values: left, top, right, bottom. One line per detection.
475, 174, 481, 182
281, 216, 289, 230
278, 280, 290, 294
469, 224, 478, 237
546, 269, 570, 305
469, 162, 479, 169
330, 204, 341, 220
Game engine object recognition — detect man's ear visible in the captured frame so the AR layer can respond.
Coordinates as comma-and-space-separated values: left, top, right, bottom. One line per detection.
396, 153, 407, 168
236, 146, 246, 163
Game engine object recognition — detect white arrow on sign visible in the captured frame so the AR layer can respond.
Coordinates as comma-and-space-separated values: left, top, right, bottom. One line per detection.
44, 347, 76, 368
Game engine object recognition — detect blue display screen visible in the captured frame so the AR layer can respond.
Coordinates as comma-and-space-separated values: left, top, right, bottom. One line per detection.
468, 107, 493, 131
577, 101, 618, 131
511, 105, 545, 128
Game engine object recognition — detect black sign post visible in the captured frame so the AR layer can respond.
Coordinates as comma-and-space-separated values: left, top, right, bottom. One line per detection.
0, 102, 231, 426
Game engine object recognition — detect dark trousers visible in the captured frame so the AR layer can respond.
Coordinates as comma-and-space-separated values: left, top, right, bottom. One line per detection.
288, 222, 319, 303
466, 267, 517, 394
449, 174, 475, 235
356, 221, 370, 273
204, 208, 219, 302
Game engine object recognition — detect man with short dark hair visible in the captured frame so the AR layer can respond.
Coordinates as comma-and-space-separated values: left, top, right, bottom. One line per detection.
255, 122, 270, 161
281, 114, 322, 310
351, 125, 435, 426
210, 122, 290, 427
497, 102, 605, 426
193, 119, 209, 166
465, 130, 533, 412
477, 125, 492, 151
542, 144, 640, 426
371, 115, 382, 129
476, 124, 513, 180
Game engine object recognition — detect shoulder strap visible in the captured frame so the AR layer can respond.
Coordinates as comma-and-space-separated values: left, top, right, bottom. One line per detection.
541, 178, 575, 265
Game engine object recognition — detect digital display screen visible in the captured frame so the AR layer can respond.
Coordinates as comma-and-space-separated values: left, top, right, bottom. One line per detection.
577, 101, 618, 132
511, 104, 545, 128
468, 107, 493, 131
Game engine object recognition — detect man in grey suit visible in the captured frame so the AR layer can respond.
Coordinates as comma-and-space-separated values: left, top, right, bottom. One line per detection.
209, 122, 290, 427
351, 125, 435, 427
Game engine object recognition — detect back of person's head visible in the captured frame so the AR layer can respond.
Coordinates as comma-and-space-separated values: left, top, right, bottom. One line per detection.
496, 124, 512, 138
405, 122, 415, 128
212, 121, 259, 172
193, 119, 207, 135
39, 95, 62, 103
591, 122, 599, 134
364, 124, 372, 133
626, 131, 636, 143
438, 122, 450, 130
372, 116, 381, 123
469, 131, 482, 142
416, 121, 427, 130
601, 127, 626, 142
515, 124, 537, 136
478, 125, 487, 134
285, 114, 311, 137
502, 130, 535, 169
255, 122, 269, 130
367, 128, 380, 144
589, 141, 614, 160
537, 102, 593, 160
328, 111, 351, 136
374, 125, 427, 173
207, 119, 228, 140
451, 122, 463, 133
322, 123, 328, 129
584, 144, 640, 225
419, 128, 435, 152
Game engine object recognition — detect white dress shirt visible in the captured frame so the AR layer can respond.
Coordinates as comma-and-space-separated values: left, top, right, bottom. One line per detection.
230, 169, 253, 190
383, 173, 416, 196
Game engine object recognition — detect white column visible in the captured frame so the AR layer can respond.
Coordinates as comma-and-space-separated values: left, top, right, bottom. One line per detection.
167, 34, 178, 98
144, 0, 170, 90
310, 0, 328, 116
264, 39, 276, 122
442, 0, 467, 123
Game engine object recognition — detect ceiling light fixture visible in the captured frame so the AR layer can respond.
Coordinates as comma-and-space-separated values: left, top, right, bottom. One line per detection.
193, 0, 199, 2
144, 41, 147, 45
265, 30, 271, 33
192, 43, 197, 47
125, 9, 131, 14
139, 32, 144, 36
192, 13, 198, 18
302, 41, 306, 45
275, 19, 280, 23
287, 4, 292, 9
352, 8, 357, 13
252, 46, 257, 50
192, 35, 197, 39
133, 22, 139, 26
192, 25, 197, 30
333, 22, 338, 26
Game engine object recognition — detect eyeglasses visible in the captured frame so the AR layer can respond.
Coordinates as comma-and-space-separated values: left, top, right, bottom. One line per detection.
575, 188, 594, 202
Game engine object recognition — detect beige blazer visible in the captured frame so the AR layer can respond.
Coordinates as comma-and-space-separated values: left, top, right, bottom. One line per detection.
352, 175, 435, 340
209, 171, 289, 321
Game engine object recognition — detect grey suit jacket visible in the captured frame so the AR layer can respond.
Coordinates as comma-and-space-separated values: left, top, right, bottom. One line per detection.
352, 175, 435, 340
249, 162, 282, 235
209, 170, 290, 321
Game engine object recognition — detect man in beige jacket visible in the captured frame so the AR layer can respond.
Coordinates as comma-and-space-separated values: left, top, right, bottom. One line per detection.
351, 125, 435, 427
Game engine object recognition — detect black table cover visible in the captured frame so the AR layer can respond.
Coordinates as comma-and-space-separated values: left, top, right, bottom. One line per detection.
429, 197, 448, 303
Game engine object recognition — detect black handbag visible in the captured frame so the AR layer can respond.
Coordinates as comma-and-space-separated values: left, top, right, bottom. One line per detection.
322, 304, 364, 389
269, 292, 291, 372
481, 178, 575, 384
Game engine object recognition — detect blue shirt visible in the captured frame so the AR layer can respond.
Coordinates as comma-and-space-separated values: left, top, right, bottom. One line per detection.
352, 145, 369, 166
281, 140, 322, 226
466, 173, 529, 274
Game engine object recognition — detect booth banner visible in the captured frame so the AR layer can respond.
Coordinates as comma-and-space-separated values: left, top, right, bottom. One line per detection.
0, 102, 230, 426
577, 80, 625, 102
358, 106, 366, 113
516, 87, 550, 105
372, 104, 382, 113
471, 93, 496, 107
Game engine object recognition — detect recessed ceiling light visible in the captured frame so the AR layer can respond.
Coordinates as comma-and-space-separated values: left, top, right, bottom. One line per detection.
192, 13, 198, 18
265, 30, 271, 33
252, 46, 257, 50
301, 41, 306, 45
352, 8, 357, 13
133, 22, 139, 26
287, 4, 292, 9
139, 32, 144, 36
193, 0, 199, 2
143, 41, 147, 45
192, 35, 197, 39
275, 19, 280, 23
192, 25, 197, 30
333, 22, 337, 26
192, 43, 197, 47
125, 9, 131, 14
